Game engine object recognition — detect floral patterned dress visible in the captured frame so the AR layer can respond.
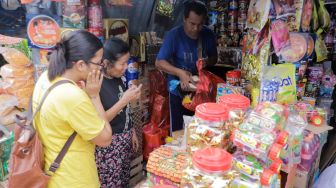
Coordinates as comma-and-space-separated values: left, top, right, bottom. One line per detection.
95, 77, 133, 188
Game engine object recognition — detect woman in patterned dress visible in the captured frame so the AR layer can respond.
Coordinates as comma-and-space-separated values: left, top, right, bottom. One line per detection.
95, 37, 142, 188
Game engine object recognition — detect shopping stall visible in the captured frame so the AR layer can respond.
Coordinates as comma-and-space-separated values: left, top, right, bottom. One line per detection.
0, 0, 336, 187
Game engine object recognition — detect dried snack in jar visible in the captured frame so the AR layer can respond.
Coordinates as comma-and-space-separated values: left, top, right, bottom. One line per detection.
187, 103, 229, 153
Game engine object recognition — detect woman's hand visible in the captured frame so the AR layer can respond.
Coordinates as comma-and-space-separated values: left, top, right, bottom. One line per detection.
132, 129, 139, 152
81, 70, 103, 99
121, 84, 142, 104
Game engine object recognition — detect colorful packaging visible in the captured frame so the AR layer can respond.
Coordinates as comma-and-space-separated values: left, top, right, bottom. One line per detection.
301, 0, 313, 32
286, 0, 304, 32
217, 83, 244, 101
262, 64, 297, 104
246, 0, 271, 31
63, 1, 87, 29
307, 66, 323, 84
271, 20, 290, 55
315, 30, 329, 62
279, 33, 307, 63
272, 0, 296, 18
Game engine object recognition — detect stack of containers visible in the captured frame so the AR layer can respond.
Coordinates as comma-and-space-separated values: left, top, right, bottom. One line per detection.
228, 0, 239, 46
231, 102, 289, 187
87, 0, 103, 42
186, 103, 229, 154
237, 0, 249, 33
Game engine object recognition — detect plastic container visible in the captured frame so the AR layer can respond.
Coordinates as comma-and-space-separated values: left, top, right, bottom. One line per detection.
187, 103, 229, 153
219, 94, 250, 129
299, 131, 320, 171
181, 148, 233, 187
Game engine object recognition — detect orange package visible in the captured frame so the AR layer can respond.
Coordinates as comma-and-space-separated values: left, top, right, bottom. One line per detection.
0, 64, 35, 78
0, 47, 31, 67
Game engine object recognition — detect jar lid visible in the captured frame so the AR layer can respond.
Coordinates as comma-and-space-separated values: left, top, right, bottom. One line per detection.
219, 94, 250, 110
192, 147, 232, 173
195, 103, 229, 121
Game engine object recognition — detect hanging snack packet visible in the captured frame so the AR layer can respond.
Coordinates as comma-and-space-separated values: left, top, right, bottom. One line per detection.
272, 0, 296, 18
315, 29, 328, 62
311, 1, 319, 32
263, 63, 297, 104
301, 0, 313, 32
271, 20, 290, 55
317, 0, 331, 30
286, 0, 304, 32
246, 0, 271, 31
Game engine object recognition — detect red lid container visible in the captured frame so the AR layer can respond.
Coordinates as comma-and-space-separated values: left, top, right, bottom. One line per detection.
219, 94, 250, 110
195, 103, 229, 122
192, 147, 233, 173
261, 169, 276, 186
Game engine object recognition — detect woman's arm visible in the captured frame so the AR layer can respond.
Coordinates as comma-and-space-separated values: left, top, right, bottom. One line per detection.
104, 84, 142, 122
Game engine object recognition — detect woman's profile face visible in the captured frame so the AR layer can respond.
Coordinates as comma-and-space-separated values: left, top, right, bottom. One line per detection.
104, 52, 129, 78
78, 48, 104, 80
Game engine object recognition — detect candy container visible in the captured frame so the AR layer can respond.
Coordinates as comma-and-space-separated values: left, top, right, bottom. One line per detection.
187, 103, 229, 153
181, 148, 237, 188
233, 123, 286, 162
218, 94, 250, 130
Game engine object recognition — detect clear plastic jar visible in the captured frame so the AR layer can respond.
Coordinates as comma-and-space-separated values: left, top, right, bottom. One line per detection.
181, 148, 235, 188
218, 94, 250, 130
187, 103, 229, 153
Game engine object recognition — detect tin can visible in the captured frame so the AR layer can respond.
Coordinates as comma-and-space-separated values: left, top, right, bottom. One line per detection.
126, 57, 139, 87
226, 70, 241, 86
229, 0, 238, 10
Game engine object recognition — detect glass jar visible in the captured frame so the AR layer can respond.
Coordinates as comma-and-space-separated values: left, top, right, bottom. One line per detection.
181, 148, 236, 187
219, 94, 250, 130
187, 103, 229, 153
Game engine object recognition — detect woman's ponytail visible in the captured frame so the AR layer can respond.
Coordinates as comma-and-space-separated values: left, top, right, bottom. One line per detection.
48, 42, 68, 81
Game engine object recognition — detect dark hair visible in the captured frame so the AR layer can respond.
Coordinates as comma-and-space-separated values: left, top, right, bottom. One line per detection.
103, 37, 130, 65
48, 30, 103, 81
184, 0, 207, 19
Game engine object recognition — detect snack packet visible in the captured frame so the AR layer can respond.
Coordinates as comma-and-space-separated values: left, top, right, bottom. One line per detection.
262, 64, 297, 104
301, 0, 313, 32
271, 20, 290, 55
246, 0, 271, 31
272, 0, 296, 18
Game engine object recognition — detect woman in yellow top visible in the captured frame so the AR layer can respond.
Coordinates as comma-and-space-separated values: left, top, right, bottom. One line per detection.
32, 30, 112, 188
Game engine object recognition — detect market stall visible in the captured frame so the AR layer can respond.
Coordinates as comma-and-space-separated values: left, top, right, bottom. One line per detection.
0, 0, 336, 187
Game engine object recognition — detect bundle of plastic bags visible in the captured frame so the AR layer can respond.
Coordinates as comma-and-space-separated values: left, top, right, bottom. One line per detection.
0, 47, 35, 109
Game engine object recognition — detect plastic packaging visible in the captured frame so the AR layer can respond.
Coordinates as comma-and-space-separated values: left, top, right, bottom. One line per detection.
0, 47, 31, 67
262, 64, 297, 104
271, 20, 290, 55
246, 0, 271, 31
187, 103, 229, 153
301, 0, 313, 32
232, 151, 281, 184
0, 94, 18, 116
317, 0, 331, 30
0, 64, 35, 78
181, 148, 236, 187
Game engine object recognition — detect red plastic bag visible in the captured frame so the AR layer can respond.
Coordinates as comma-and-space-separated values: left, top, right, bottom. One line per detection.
143, 123, 164, 161
182, 59, 225, 111
151, 94, 169, 126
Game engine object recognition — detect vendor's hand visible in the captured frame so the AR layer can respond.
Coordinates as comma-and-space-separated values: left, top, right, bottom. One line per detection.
121, 84, 142, 104
81, 70, 103, 99
132, 129, 139, 152
178, 69, 192, 91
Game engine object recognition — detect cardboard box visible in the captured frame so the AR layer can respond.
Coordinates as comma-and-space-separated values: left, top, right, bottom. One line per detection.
103, 18, 129, 43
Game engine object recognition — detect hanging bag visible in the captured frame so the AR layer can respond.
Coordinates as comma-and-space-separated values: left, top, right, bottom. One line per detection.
182, 39, 225, 111
8, 80, 77, 188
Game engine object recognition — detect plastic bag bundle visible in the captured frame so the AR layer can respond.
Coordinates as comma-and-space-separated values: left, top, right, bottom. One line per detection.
0, 47, 35, 109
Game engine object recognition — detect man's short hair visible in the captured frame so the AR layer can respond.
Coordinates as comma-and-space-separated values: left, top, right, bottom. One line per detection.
184, 0, 207, 19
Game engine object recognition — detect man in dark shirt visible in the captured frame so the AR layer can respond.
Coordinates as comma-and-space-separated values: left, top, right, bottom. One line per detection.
155, 0, 218, 132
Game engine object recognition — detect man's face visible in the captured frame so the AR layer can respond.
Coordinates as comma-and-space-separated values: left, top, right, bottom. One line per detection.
184, 11, 205, 39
